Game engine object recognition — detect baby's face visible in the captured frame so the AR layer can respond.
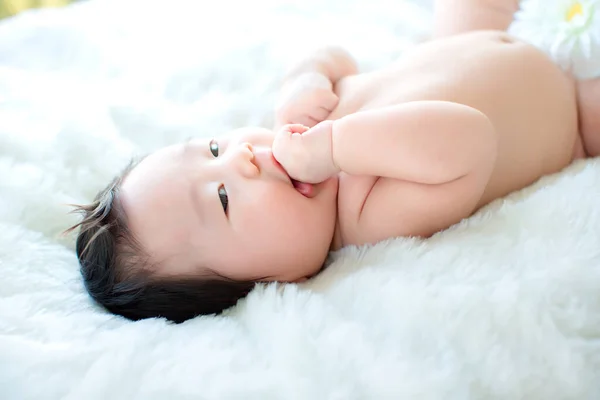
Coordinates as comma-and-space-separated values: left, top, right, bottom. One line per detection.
120, 127, 339, 282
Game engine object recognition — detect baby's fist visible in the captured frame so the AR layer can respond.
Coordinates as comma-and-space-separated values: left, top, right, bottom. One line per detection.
274, 72, 339, 128
272, 121, 339, 184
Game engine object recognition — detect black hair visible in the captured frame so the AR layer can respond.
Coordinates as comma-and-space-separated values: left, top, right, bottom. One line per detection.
66, 159, 256, 323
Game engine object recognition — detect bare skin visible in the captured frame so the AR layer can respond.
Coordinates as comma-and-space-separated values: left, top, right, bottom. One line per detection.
313, 30, 581, 246
275, 0, 597, 247
432, 0, 521, 37
120, 0, 600, 283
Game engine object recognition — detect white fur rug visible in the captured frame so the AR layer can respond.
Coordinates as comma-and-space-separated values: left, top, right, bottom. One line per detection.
2, 0, 600, 399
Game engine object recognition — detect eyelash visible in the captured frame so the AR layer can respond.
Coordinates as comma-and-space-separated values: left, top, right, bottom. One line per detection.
218, 185, 228, 214
210, 140, 228, 213
210, 140, 219, 157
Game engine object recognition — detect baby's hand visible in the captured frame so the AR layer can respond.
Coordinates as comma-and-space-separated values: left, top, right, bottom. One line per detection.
272, 121, 340, 184
274, 72, 339, 128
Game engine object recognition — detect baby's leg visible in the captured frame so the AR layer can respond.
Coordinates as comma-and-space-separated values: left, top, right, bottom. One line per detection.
577, 78, 600, 157
433, 0, 520, 37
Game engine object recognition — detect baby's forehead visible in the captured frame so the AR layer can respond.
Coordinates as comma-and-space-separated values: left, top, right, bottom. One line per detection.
128, 145, 183, 181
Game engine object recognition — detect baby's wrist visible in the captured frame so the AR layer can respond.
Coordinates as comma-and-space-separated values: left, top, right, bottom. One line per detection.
311, 119, 339, 177
328, 120, 341, 175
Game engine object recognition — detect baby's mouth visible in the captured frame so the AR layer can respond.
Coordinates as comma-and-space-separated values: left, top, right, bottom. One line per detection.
270, 153, 316, 197
292, 179, 315, 198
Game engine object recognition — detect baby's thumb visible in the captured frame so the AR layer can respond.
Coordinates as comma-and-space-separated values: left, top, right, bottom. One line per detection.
272, 127, 294, 166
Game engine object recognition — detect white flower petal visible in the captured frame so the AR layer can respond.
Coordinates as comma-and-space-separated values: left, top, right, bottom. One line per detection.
571, 39, 600, 79
509, 0, 600, 79
581, 32, 592, 58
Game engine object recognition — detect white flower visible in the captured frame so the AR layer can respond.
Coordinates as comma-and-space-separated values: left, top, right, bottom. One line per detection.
508, 0, 600, 79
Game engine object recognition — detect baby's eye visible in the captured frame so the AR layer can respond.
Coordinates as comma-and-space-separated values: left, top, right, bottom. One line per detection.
218, 185, 228, 213
210, 140, 219, 157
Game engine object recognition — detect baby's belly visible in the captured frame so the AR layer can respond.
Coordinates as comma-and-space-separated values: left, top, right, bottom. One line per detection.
332, 30, 580, 207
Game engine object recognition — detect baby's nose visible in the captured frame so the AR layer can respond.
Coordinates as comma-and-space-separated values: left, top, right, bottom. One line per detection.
235, 142, 254, 163
241, 142, 254, 157
230, 142, 259, 177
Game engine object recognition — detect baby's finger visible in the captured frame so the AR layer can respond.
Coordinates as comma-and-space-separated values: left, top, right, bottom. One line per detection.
293, 115, 320, 128
285, 124, 311, 134
272, 124, 304, 164
321, 92, 339, 112
309, 107, 332, 123
272, 129, 290, 163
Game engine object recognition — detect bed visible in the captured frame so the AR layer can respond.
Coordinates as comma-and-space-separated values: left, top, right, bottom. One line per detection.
2, 0, 600, 398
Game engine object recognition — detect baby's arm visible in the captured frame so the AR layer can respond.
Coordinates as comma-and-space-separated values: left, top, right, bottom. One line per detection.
273, 101, 497, 187
433, 0, 520, 37
331, 101, 497, 185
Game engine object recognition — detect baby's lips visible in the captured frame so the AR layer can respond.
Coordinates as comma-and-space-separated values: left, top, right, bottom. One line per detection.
292, 179, 315, 198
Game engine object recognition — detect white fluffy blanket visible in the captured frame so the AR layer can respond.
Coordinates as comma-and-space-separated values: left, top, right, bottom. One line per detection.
2, 0, 600, 398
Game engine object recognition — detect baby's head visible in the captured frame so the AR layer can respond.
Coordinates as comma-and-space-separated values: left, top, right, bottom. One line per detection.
70, 126, 339, 323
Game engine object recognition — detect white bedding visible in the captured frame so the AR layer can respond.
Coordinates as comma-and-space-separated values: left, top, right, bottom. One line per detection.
1, 0, 600, 398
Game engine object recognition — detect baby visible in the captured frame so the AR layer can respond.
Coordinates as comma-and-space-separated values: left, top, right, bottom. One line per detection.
70, 0, 600, 323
